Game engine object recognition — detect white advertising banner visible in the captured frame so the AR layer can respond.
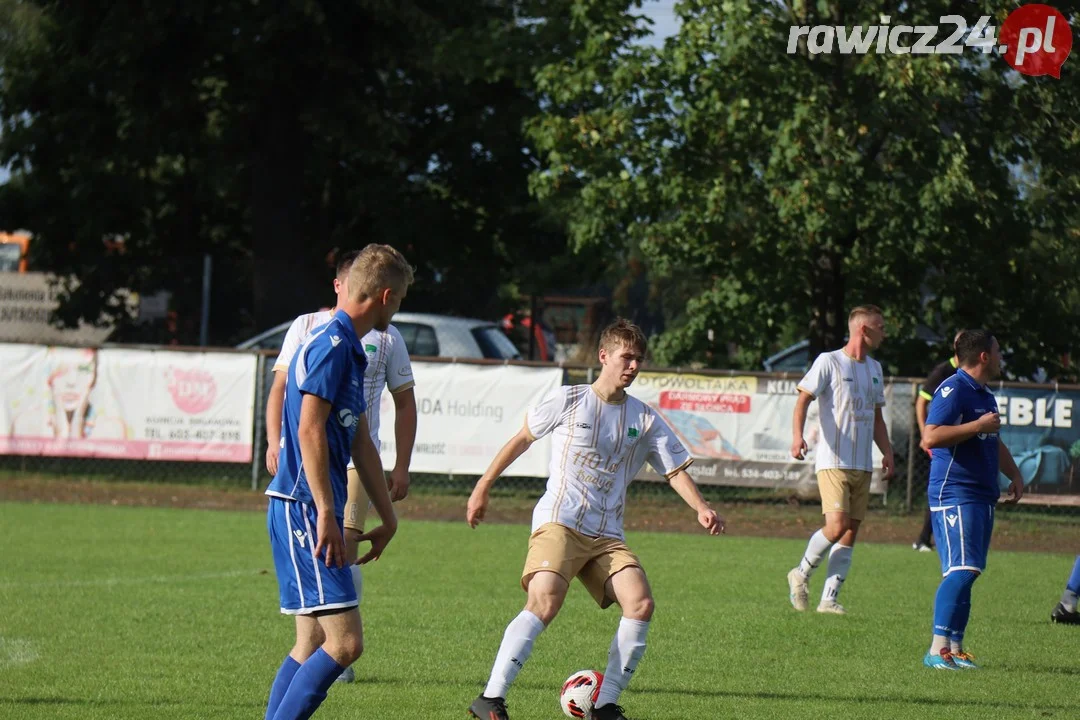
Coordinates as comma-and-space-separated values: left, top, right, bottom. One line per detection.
376, 361, 563, 476
0, 344, 256, 462
629, 373, 892, 495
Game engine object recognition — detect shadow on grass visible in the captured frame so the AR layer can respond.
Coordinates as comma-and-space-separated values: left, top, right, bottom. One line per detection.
365, 675, 1077, 715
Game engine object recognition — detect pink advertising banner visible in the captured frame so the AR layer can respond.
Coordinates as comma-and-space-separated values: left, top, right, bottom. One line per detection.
0, 344, 257, 462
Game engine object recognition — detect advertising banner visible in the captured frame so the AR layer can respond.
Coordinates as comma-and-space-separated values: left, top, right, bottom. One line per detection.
995, 386, 1080, 497
376, 361, 563, 477
629, 373, 891, 495
0, 345, 256, 462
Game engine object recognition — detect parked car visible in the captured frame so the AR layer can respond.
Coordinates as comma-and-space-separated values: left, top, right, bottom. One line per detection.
237, 311, 522, 360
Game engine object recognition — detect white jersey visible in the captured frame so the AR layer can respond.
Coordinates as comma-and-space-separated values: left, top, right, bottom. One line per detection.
526, 385, 692, 540
274, 311, 415, 452
797, 349, 886, 473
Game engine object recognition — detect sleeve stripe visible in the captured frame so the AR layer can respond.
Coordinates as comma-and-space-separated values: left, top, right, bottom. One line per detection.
388, 380, 415, 394
523, 416, 537, 442
795, 385, 815, 398
664, 457, 694, 479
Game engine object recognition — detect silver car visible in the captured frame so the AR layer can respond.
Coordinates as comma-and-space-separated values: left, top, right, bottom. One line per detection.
237, 311, 522, 360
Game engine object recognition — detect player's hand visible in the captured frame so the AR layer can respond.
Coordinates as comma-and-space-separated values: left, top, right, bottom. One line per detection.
466, 488, 490, 528
314, 513, 346, 568
1003, 476, 1024, 505
355, 523, 396, 564
881, 449, 895, 478
791, 436, 808, 460
976, 412, 1001, 434
698, 507, 725, 535
266, 445, 280, 476
389, 466, 410, 502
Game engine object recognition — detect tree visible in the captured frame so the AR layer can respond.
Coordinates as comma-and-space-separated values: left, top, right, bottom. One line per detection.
526, 0, 1080, 376
0, 0, 593, 344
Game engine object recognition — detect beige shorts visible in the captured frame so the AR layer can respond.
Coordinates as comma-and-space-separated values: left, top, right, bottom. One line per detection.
818, 468, 872, 521
521, 522, 642, 609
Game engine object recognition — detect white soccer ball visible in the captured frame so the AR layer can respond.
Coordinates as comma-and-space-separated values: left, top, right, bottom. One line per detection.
559, 669, 604, 719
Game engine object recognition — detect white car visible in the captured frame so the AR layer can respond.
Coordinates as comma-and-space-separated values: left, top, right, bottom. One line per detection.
237, 311, 522, 360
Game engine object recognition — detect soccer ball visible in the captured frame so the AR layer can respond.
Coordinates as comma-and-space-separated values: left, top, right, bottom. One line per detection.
559, 669, 604, 718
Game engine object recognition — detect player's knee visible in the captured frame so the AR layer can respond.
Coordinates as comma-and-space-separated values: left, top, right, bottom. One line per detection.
625, 595, 654, 621
328, 635, 363, 665
525, 595, 563, 625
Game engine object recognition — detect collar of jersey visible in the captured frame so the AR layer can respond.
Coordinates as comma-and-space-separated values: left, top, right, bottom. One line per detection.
955, 368, 986, 392
330, 309, 365, 355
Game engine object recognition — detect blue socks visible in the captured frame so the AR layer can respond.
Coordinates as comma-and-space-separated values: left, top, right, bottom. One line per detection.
1067, 555, 1080, 595
266, 656, 301, 720
932, 570, 978, 638
1062, 555, 1080, 611
949, 580, 973, 650
269, 649, 344, 720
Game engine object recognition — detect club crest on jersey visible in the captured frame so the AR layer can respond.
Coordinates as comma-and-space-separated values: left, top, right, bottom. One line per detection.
628, 427, 639, 438
365, 344, 377, 354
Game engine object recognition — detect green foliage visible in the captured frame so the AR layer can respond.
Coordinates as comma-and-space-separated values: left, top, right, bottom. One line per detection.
527, 0, 1080, 376
0, 0, 592, 343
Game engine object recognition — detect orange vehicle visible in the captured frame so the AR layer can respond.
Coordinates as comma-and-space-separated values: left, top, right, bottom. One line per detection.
0, 232, 30, 272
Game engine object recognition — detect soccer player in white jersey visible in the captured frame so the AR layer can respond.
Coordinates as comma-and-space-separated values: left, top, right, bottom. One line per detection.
265, 248, 417, 683
786, 305, 895, 615
465, 319, 725, 720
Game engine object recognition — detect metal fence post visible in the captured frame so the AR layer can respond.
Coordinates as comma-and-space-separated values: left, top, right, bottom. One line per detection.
251, 352, 266, 491
906, 381, 918, 513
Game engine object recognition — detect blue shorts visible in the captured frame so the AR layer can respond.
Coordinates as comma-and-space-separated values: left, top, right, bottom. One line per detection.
930, 502, 995, 576
267, 497, 357, 615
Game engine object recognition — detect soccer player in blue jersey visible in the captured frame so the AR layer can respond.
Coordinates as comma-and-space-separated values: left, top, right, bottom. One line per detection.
263, 244, 414, 719
920, 329, 1024, 670
1050, 556, 1080, 624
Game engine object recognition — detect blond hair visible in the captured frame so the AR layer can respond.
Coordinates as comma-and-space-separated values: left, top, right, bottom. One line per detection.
848, 304, 882, 327
599, 318, 647, 356
347, 244, 414, 301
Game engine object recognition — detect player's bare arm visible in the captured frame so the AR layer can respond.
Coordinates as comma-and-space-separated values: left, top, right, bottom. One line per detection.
923, 411, 1000, 449
915, 395, 930, 436
999, 442, 1025, 504
668, 469, 725, 535
298, 393, 344, 569
265, 371, 288, 475
790, 390, 814, 459
351, 414, 398, 564
873, 407, 895, 477
466, 426, 536, 528
389, 387, 417, 502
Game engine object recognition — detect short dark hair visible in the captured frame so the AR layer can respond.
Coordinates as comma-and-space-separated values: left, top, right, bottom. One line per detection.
955, 329, 994, 366
599, 318, 647, 356
335, 249, 361, 278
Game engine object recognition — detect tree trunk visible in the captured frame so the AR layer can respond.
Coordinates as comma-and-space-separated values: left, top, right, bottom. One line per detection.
807, 247, 846, 359
249, 111, 323, 331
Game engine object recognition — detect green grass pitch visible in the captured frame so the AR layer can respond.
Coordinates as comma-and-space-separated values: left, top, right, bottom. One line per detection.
0, 501, 1076, 719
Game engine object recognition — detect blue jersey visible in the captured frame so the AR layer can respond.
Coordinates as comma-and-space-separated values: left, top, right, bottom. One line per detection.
265, 310, 368, 519
927, 369, 1000, 507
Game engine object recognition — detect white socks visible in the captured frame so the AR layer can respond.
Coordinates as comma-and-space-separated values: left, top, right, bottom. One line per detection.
484, 611, 546, 699
797, 530, 835, 578
1062, 589, 1078, 613
821, 545, 853, 604
595, 618, 649, 709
